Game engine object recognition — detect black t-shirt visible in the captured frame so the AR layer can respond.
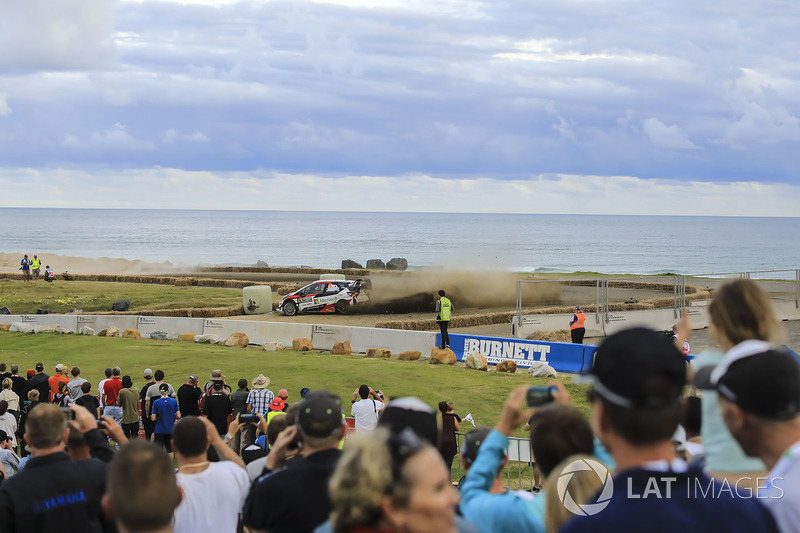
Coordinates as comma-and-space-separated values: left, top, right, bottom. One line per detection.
75, 395, 100, 417
28, 373, 50, 402
177, 384, 202, 417
243, 449, 341, 533
0, 372, 10, 384
202, 393, 231, 435
10, 376, 28, 404
140, 381, 155, 416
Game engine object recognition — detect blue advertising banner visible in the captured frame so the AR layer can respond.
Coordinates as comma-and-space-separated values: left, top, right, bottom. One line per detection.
438, 333, 597, 374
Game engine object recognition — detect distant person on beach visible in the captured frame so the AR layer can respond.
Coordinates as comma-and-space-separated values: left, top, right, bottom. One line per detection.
43, 266, 54, 282
436, 289, 453, 349
30, 255, 40, 280
19, 255, 31, 281
569, 305, 586, 344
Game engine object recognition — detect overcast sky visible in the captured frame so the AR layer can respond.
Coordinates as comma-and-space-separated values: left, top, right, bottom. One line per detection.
1, 0, 799, 215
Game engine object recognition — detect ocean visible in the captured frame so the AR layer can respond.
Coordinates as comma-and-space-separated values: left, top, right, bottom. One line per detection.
1, 208, 799, 275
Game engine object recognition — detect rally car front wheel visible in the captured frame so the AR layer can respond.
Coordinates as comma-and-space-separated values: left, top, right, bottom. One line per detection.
282, 300, 298, 316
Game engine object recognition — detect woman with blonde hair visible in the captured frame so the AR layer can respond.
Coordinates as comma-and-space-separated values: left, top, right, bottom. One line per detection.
693, 278, 785, 488
328, 428, 460, 533
543, 454, 608, 533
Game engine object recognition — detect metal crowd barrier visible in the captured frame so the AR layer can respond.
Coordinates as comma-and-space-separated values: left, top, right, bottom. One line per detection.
452, 432, 537, 492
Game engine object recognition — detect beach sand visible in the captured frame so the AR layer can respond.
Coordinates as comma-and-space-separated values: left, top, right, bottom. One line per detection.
0, 252, 181, 274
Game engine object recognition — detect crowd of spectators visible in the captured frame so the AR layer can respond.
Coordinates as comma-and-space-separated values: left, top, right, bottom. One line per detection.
0, 279, 799, 533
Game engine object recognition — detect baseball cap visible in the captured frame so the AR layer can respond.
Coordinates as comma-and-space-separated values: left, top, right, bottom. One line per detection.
0, 429, 10, 442
295, 390, 344, 438
693, 340, 772, 390
460, 426, 492, 466
143, 368, 154, 379
585, 327, 686, 409
35, 362, 44, 372
378, 397, 438, 445
158, 383, 169, 393
708, 347, 800, 420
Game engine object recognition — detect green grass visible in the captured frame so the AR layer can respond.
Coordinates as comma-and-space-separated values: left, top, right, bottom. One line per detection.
0, 331, 591, 438
0, 280, 243, 314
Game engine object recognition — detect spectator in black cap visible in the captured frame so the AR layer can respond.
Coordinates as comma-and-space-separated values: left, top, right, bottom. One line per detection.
242, 389, 345, 533
703, 347, 800, 532
561, 327, 778, 533
177, 374, 202, 418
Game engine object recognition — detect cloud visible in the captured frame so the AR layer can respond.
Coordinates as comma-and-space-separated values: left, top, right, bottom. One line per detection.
60, 123, 156, 151
1, 166, 798, 217
642, 118, 698, 150
0, 95, 10, 116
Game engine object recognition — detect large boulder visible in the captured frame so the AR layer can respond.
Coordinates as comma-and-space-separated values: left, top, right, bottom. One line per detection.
122, 328, 142, 339
0, 324, 10, 331
398, 350, 422, 361
111, 299, 130, 312
262, 342, 286, 351
178, 332, 196, 342
256, 260, 269, 267
386, 258, 408, 271
366, 259, 385, 269
528, 361, 558, 378
78, 326, 95, 336
496, 360, 518, 373
149, 331, 168, 340
366, 348, 392, 358
33, 324, 62, 334
0, 307, 11, 315
430, 348, 457, 365
224, 332, 250, 347
98, 326, 120, 337
341, 259, 363, 269
293, 338, 313, 351
10, 323, 34, 333
332, 341, 352, 355
194, 334, 222, 344
465, 352, 489, 371
35, 309, 51, 315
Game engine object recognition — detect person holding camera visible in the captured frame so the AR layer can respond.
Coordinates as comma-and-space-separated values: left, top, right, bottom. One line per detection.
350, 384, 386, 433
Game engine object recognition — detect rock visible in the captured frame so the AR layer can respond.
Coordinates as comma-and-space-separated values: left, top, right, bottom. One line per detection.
149, 331, 168, 340
224, 332, 250, 347
178, 332, 196, 342
465, 352, 489, 371
10, 323, 34, 333
366, 348, 392, 358
430, 348, 457, 365
496, 360, 518, 373
122, 328, 142, 339
341, 259, 363, 269
194, 334, 222, 344
366, 259, 385, 269
262, 342, 286, 351
111, 299, 130, 312
35, 309, 51, 315
0, 324, 10, 331
528, 361, 558, 378
78, 326, 95, 336
386, 258, 408, 271
98, 326, 120, 337
293, 338, 313, 351
398, 350, 422, 361
33, 324, 62, 334
0, 307, 11, 315
67, 308, 83, 314
256, 260, 269, 267
332, 341, 352, 355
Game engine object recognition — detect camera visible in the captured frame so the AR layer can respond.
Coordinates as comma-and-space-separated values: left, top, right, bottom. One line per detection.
526, 386, 557, 408
239, 413, 258, 424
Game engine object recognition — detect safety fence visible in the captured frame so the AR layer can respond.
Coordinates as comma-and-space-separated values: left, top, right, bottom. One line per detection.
451, 432, 537, 491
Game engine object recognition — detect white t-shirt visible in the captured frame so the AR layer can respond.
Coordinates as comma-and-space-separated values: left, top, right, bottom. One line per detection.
174, 461, 250, 533
763, 440, 800, 533
98, 378, 109, 407
351, 398, 384, 432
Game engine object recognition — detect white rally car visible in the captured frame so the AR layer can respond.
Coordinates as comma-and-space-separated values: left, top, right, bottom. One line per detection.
276, 279, 370, 316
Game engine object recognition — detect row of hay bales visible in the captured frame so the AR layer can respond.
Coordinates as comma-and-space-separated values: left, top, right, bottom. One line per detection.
200, 266, 371, 276
376, 288, 712, 331
92, 304, 246, 318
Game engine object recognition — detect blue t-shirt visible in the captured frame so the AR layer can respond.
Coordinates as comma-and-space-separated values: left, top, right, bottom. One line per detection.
152, 397, 179, 434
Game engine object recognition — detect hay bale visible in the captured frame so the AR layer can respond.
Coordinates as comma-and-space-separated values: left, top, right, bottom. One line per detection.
527, 330, 571, 343
398, 350, 422, 361
293, 338, 313, 351
178, 333, 196, 342
366, 348, 391, 358
173, 278, 192, 286
0, 324, 10, 331
332, 341, 352, 355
